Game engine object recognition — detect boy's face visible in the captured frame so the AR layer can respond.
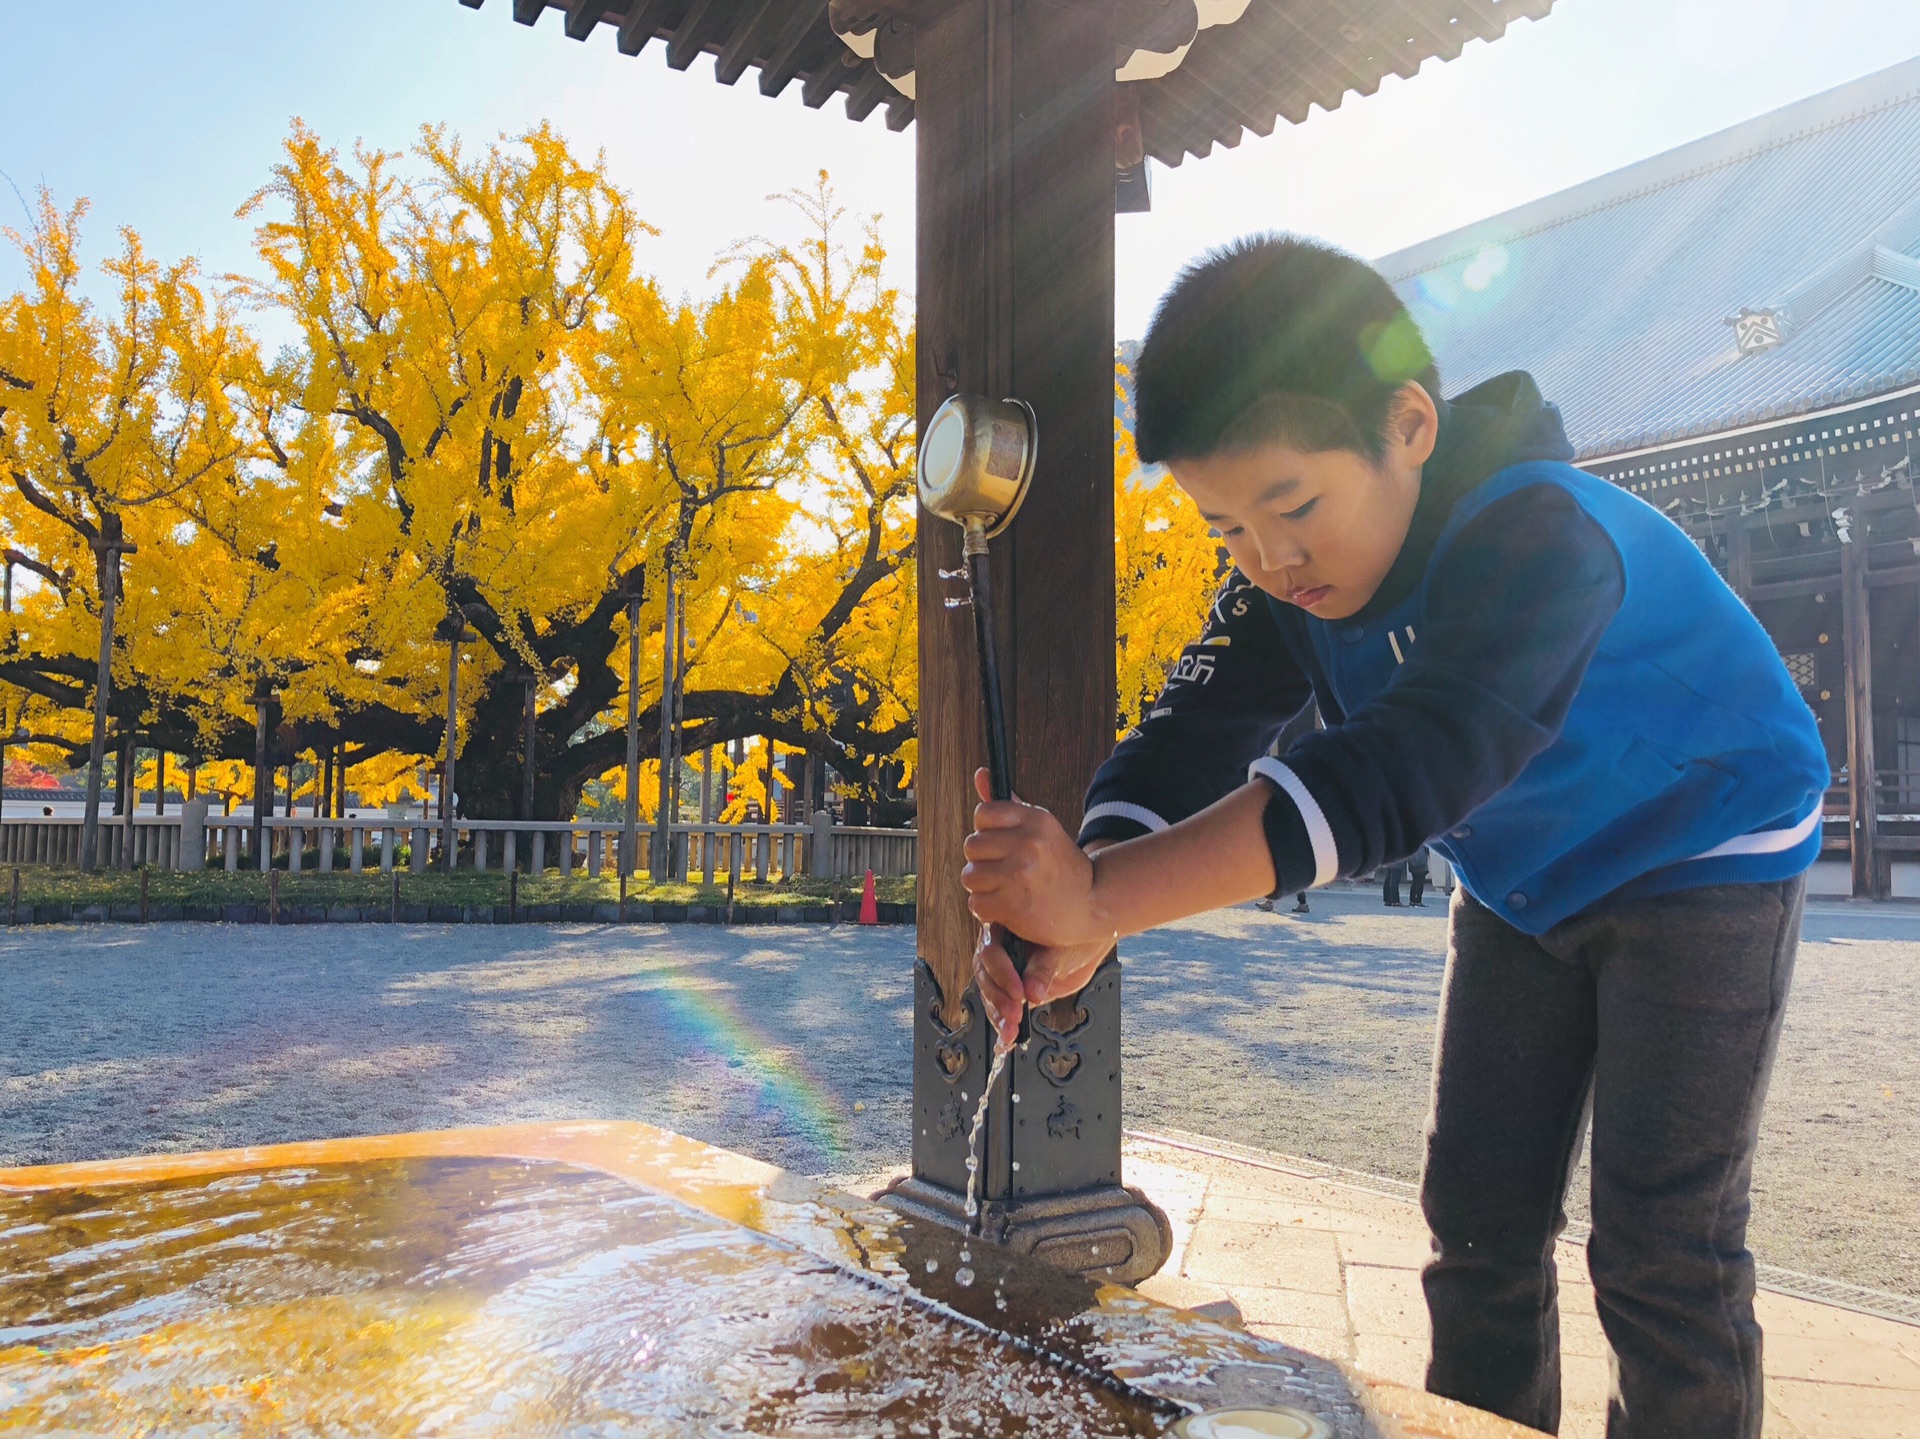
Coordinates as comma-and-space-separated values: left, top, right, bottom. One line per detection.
1168, 384, 1437, 621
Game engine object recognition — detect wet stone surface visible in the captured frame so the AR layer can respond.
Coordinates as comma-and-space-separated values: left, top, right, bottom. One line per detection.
0, 1157, 1171, 1436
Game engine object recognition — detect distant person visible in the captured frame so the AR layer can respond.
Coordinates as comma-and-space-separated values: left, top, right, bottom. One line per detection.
1408, 843, 1431, 906
1251, 893, 1309, 915
960, 235, 1826, 1438
1381, 860, 1406, 906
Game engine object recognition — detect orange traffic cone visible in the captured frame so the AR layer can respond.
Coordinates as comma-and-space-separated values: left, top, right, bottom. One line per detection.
858, 869, 879, 925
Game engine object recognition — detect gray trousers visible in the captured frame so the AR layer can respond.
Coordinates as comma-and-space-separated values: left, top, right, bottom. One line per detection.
1421, 877, 1803, 1438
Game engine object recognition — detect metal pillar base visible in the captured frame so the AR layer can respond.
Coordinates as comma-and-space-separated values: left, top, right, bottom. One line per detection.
890, 957, 1170, 1286
880, 1174, 1170, 1287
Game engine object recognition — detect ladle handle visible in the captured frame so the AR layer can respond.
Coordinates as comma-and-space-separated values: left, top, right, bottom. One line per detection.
964, 540, 1031, 978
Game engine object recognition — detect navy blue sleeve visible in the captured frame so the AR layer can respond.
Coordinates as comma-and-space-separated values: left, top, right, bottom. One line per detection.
1264, 484, 1625, 888
1079, 569, 1316, 846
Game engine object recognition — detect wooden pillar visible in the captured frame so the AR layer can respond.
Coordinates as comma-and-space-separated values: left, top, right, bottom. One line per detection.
1727, 522, 1753, 600
117, 733, 136, 871
914, 0, 1117, 1015
252, 691, 272, 871
1842, 534, 1882, 898
891, 0, 1165, 1286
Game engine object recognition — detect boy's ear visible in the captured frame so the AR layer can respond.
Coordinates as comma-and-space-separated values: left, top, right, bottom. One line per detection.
1391, 382, 1440, 468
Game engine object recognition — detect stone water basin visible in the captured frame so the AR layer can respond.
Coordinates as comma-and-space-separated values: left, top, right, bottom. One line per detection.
0, 1122, 1535, 1437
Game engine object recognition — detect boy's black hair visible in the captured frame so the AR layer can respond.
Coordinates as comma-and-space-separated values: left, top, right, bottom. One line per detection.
1133, 233, 1440, 465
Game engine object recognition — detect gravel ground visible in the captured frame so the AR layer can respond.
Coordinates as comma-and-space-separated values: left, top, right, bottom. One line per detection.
3, 891, 1915, 1297
0, 923, 918, 1181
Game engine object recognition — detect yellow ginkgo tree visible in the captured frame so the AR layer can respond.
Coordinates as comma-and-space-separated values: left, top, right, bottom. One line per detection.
232, 129, 922, 821
0, 190, 255, 860
0, 123, 1213, 845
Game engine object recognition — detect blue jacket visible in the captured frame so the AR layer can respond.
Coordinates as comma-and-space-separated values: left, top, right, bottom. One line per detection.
1081, 373, 1829, 934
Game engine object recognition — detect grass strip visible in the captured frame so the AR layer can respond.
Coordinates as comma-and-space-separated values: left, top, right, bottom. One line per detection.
0, 866, 916, 911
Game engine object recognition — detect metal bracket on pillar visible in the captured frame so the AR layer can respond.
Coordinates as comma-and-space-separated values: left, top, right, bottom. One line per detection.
1115, 84, 1151, 213
882, 958, 1171, 1285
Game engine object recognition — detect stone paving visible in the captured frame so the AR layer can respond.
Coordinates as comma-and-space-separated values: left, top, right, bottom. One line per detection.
1115, 1135, 1920, 1439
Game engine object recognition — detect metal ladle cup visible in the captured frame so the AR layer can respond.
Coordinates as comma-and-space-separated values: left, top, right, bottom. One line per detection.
919, 394, 1038, 546
919, 393, 1038, 808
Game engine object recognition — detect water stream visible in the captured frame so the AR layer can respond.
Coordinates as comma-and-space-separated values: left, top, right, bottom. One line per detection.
963, 1045, 1011, 1229
964, 923, 1014, 1234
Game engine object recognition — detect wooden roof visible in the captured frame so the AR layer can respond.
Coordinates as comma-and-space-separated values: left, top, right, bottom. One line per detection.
460, 0, 1555, 166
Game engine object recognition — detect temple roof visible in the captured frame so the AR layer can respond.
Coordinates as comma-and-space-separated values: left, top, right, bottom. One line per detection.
459, 0, 1553, 166
1378, 57, 1920, 461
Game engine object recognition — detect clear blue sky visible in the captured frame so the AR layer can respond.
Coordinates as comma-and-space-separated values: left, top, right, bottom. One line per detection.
2, 0, 1918, 341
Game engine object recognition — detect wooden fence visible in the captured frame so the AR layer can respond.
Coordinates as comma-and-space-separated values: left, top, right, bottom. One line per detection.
0, 815, 185, 870
0, 804, 916, 881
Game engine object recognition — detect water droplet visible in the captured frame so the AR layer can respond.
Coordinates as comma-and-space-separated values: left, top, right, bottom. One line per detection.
955, 1266, 975, 1287
959, 1248, 971, 1263
1011, 1161, 1020, 1171
995, 1294, 1008, 1311
1010, 1092, 1020, 1104
925, 1258, 939, 1273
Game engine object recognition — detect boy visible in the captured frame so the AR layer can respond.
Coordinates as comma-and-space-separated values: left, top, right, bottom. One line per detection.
960, 236, 1826, 1439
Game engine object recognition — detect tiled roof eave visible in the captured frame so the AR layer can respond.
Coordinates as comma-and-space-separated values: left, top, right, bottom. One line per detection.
1573, 367, 1920, 463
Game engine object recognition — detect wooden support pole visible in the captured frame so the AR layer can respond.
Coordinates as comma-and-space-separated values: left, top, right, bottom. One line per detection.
889, 0, 1166, 1285
443, 632, 461, 873
252, 689, 274, 873
625, 594, 643, 877
116, 732, 137, 872
80, 526, 130, 873
1842, 533, 1882, 898
655, 566, 677, 879
522, 673, 538, 868
914, 0, 1117, 1020
672, 595, 688, 870
1727, 523, 1753, 600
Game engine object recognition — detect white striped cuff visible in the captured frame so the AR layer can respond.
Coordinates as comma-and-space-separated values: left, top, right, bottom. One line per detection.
1079, 801, 1170, 837
1690, 803, 1822, 860
1247, 758, 1339, 888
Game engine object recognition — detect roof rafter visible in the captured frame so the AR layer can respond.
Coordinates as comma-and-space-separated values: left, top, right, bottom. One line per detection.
462, 0, 1556, 158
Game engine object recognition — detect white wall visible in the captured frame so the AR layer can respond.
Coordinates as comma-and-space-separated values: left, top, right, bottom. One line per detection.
1805, 858, 1920, 898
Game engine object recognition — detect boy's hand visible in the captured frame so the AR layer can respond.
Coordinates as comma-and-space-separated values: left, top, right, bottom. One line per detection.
973, 929, 1114, 1053
961, 768, 1108, 948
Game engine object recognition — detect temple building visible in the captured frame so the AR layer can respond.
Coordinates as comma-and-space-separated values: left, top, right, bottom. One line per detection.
1380, 56, 1920, 899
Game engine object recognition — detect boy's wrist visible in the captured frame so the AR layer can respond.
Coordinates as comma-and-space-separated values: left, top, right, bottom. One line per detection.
1084, 846, 1130, 942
